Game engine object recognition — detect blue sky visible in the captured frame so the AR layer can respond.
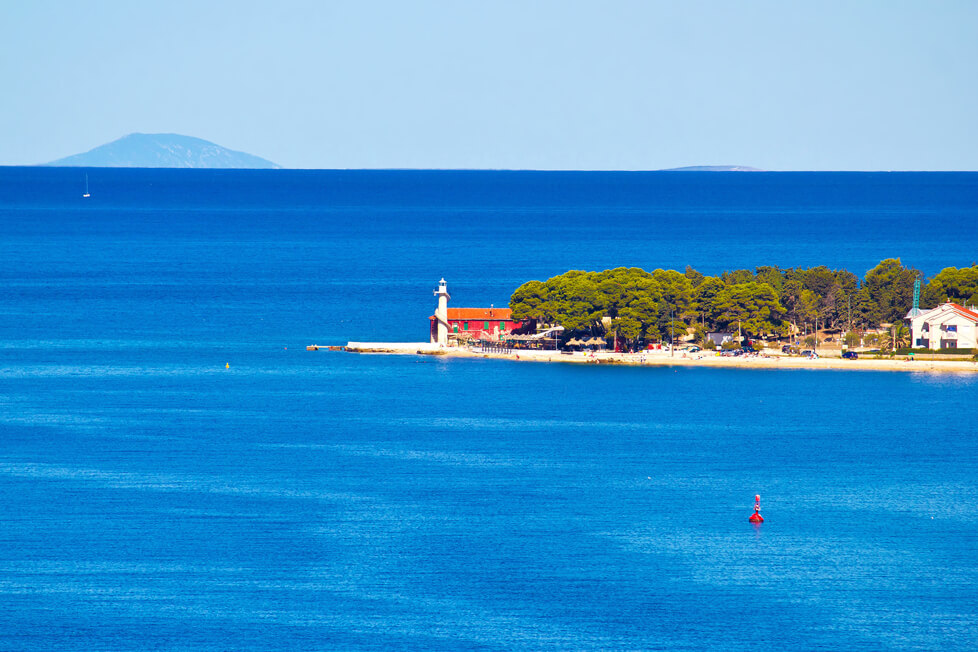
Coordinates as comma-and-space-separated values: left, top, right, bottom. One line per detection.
2, 1, 976, 170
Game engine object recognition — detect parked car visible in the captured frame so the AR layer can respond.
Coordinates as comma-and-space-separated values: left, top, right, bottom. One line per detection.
781, 345, 799, 354
842, 351, 858, 359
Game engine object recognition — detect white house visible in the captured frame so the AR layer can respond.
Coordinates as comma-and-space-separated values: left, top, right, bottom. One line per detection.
907, 302, 978, 350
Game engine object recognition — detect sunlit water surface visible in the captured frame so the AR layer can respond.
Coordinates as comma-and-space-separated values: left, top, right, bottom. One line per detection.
0, 168, 976, 650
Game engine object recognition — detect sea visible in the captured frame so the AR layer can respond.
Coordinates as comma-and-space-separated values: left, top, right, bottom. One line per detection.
0, 167, 977, 651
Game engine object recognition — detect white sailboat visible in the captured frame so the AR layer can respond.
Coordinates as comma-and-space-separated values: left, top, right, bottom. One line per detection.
82, 174, 91, 198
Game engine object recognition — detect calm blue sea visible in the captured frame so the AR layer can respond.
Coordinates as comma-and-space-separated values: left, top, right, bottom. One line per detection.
0, 167, 977, 650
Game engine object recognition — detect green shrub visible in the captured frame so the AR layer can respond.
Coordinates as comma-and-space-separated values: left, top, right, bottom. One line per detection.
895, 347, 977, 355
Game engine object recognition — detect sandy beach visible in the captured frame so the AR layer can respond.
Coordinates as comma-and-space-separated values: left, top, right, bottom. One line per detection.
344, 343, 978, 373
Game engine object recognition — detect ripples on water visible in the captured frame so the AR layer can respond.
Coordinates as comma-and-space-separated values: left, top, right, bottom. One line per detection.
0, 169, 976, 649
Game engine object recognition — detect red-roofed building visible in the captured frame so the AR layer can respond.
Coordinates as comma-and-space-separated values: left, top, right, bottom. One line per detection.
429, 306, 522, 343
907, 302, 978, 349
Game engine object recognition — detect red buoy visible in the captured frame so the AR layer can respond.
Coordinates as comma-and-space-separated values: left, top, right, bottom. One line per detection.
749, 494, 764, 523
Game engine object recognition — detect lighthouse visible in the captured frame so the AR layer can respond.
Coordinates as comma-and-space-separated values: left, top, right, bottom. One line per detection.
432, 278, 451, 346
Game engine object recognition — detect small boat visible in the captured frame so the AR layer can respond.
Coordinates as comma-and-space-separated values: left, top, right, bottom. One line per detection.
82, 174, 91, 198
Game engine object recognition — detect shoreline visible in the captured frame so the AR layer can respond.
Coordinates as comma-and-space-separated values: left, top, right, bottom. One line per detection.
342, 343, 978, 373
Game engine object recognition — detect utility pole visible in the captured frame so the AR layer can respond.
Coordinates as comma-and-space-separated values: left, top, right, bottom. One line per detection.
844, 293, 852, 350
814, 314, 818, 354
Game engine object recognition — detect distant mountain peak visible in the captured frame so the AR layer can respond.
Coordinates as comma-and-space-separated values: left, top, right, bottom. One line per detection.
659, 165, 763, 172
45, 133, 280, 169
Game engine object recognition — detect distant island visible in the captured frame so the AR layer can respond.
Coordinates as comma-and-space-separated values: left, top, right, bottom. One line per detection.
45, 133, 280, 169
658, 165, 762, 172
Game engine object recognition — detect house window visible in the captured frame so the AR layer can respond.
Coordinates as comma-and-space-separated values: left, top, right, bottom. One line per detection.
922, 322, 929, 332
484, 321, 489, 330
453, 324, 458, 333
947, 325, 957, 332
464, 322, 468, 331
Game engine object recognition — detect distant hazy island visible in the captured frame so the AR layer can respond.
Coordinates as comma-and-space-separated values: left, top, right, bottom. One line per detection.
42, 136, 754, 171
45, 133, 280, 169
658, 165, 762, 171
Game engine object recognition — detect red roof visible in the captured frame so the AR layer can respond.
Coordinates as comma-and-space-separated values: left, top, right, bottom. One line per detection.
949, 303, 978, 321
430, 307, 513, 321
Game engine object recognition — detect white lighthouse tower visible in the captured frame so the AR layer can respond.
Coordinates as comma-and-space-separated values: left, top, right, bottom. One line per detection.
432, 278, 451, 346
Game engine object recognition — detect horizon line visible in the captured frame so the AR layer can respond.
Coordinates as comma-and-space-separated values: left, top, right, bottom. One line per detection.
8, 164, 978, 173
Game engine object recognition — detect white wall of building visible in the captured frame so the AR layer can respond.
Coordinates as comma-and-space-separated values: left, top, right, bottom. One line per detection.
909, 303, 978, 349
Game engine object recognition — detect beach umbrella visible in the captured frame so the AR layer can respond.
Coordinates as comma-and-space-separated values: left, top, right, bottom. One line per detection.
567, 338, 583, 346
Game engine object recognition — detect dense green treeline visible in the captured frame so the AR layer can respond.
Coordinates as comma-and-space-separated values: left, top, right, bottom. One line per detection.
509, 259, 978, 346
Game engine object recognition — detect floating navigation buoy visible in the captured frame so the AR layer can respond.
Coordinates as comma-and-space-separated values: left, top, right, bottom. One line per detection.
749, 494, 764, 523
225, 362, 230, 369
